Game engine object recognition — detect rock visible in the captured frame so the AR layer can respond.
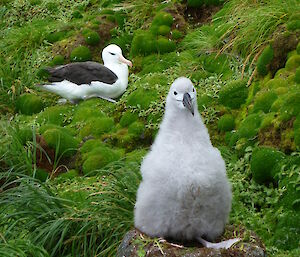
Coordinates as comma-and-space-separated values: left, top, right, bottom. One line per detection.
117, 226, 266, 257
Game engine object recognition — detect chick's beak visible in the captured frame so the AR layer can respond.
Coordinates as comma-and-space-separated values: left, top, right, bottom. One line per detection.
119, 55, 132, 67
183, 92, 194, 116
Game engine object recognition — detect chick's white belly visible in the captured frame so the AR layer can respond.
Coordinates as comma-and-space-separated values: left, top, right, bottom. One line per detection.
134, 170, 231, 241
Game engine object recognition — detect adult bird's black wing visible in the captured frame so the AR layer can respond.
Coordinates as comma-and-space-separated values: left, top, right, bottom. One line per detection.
46, 61, 118, 85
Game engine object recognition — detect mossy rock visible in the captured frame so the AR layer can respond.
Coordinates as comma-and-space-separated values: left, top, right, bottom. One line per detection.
127, 88, 159, 110
46, 31, 66, 43
217, 114, 235, 132
257, 45, 274, 76
43, 128, 79, 158
141, 52, 179, 75
72, 106, 105, 123
265, 77, 289, 89
153, 25, 171, 36
39, 124, 75, 137
70, 46, 92, 62
252, 91, 278, 113
219, 79, 248, 109
119, 111, 139, 127
260, 112, 276, 130
287, 20, 300, 31
279, 91, 300, 121
59, 169, 79, 179
273, 211, 300, 250
295, 66, 300, 84
37, 105, 72, 126
79, 117, 115, 138
15, 94, 44, 115
238, 113, 264, 139
130, 30, 156, 56
285, 54, 300, 71
171, 29, 183, 40
83, 31, 100, 46
80, 139, 105, 154
82, 147, 124, 175
152, 12, 173, 27
156, 37, 176, 54
50, 55, 64, 66
128, 121, 145, 137
250, 146, 285, 184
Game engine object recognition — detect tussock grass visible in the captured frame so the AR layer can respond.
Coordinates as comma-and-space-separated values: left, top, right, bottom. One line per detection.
0, 161, 141, 257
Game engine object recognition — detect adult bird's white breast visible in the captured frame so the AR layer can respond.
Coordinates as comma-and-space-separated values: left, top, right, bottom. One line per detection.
134, 77, 239, 249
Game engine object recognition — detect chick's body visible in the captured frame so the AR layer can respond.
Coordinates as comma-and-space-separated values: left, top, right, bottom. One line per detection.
134, 77, 232, 242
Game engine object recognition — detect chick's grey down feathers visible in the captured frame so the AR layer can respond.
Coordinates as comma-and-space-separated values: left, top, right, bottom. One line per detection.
134, 77, 233, 245
46, 61, 118, 85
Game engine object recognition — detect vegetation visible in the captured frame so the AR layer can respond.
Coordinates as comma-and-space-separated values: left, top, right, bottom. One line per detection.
0, 0, 299, 256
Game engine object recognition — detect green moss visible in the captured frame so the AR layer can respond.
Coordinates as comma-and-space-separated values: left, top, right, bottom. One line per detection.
265, 78, 289, 89
257, 45, 274, 76
295, 66, 300, 84
158, 25, 171, 36
273, 211, 300, 250
280, 92, 300, 121
219, 79, 248, 109
79, 117, 114, 138
294, 128, 300, 147
83, 31, 100, 46
260, 112, 276, 130
285, 54, 300, 71
80, 139, 105, 154
271, 97, 285, 112
46, 31, 66, 43
36, 67, 50, 79
128, 121, 145, 137
141, 52, 178, 74
15, 94, 44, 115
191, 70, 211, 81
250, 146, 285, 184
119, 111, 139, 127
238, 113, 263, 139
37, 105, 72, 126
297, 43, 300, 54
252, 91, 278, 113
130, 30, 156, 56
125, 149, 147, 164
72, 10, 83, 19
187, 0, 223, 7
171, 29, 183, 40
152, 12, 173, 27
59, 169, 79, 179
217, 114, 235, 132
70, 46, 92, 62
82, 147, 124, 175
156, 37, 176, 54
51, 55, 64, 66
42, 128, 79, 158
287, 20, 300, 31
197, 94, 215, 111
127, 88, 159, 110
39, 124, 75, 136
72, 106, 105, 123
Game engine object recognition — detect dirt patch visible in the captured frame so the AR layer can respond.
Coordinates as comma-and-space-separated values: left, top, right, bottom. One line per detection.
165, 3, 187, 32
184, 4, 223, 26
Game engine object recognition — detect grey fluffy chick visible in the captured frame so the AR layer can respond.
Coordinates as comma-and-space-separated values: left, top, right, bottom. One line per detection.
134, 77, 239, 249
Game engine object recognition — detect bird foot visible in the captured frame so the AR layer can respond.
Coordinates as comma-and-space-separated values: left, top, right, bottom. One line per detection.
197, 237, 240, 249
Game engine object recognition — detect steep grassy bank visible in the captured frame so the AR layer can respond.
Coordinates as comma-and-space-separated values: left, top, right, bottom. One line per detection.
0, 0, 299, 256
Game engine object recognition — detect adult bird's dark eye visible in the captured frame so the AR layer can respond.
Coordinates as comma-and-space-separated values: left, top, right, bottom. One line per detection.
174, 91, 177, 95
110, 52, 116, 55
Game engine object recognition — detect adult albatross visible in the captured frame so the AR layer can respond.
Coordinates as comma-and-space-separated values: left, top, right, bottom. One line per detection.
38, 44, 132, 103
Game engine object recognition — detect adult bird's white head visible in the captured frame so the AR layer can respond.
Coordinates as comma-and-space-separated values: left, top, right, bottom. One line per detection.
166, 77, 196, 116
102, 44, 132, 67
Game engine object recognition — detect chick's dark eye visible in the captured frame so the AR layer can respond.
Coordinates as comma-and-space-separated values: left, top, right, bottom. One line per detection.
109, 52, 116, 55
193, 88, 195, 92
174, 91, 177, 95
